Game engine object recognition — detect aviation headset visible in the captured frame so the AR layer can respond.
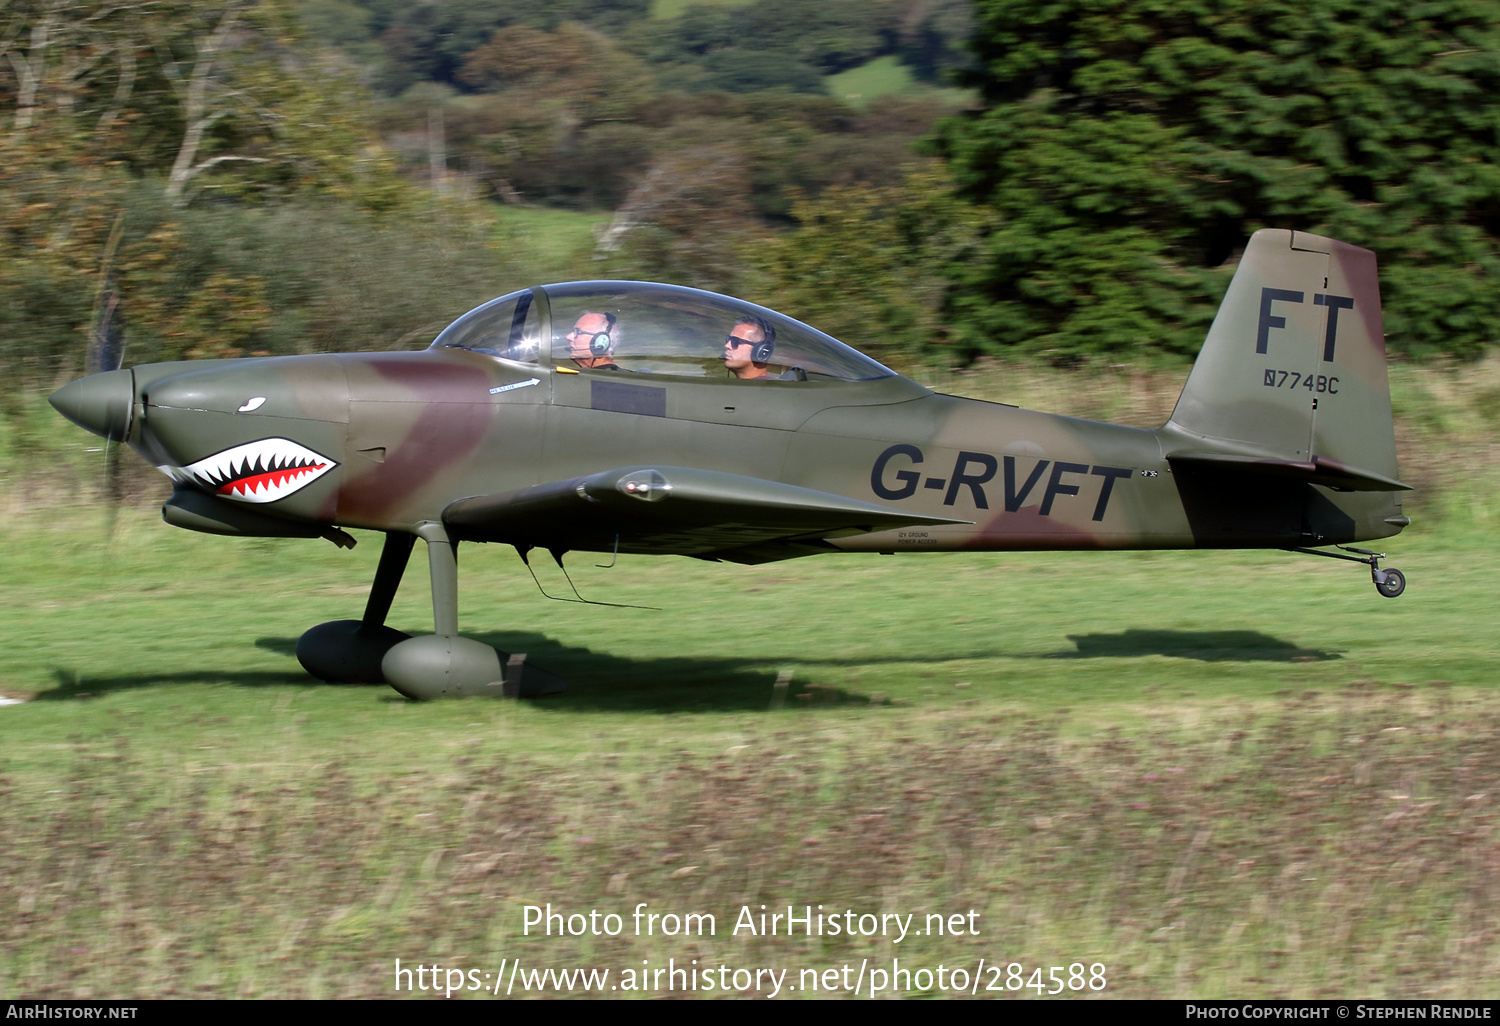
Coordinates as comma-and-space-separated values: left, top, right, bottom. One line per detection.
733, 316, 776, 363
573, 311, 617, 357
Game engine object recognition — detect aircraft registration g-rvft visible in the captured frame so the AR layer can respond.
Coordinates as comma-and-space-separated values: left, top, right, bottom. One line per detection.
51, 228, 1411, 699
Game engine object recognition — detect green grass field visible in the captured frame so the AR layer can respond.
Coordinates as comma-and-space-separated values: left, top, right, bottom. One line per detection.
822, 55, 976, 109
826, 56, 917, 105
3, 362, 1498, 998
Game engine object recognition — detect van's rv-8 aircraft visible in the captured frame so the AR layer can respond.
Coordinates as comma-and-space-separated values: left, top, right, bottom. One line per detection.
50, 229, 1411, 699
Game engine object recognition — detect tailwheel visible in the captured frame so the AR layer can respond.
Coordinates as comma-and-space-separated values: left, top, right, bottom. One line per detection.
1286, 544, 1408, 599
1374, 567, 1406, 598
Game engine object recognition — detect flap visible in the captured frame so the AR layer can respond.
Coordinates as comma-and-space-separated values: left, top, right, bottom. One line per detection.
443, 465, 969, 556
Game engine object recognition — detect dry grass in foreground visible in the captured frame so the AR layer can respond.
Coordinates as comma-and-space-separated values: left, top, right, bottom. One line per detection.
4, 684, 1497, 999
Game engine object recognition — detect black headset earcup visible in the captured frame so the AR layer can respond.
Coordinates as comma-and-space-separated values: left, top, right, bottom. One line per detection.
752, 340, 774, 363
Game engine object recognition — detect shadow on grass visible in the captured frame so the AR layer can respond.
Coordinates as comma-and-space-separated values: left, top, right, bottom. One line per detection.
456, 630, 888, 713
1045, 629, 1342, 662
40, 628, 1333, 709
35, 667, 324, 701
41, 631, 890, 713
253, 637, 299, 657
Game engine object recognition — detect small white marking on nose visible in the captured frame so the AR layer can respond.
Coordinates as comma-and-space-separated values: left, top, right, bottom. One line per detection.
238, 396, 267, 412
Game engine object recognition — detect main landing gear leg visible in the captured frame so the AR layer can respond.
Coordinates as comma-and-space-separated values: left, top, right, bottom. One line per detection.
1287, 544, 1407, 598
297, 531, 416, 683
380, 522, 567, 700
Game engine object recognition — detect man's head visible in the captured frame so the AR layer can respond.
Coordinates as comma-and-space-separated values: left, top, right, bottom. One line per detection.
566, 311, 617, 368
723, 316, 775, 378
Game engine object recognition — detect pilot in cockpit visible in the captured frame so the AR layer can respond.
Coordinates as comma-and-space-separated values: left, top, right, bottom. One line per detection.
565, 311, 622, 370
723, 316, 776, 380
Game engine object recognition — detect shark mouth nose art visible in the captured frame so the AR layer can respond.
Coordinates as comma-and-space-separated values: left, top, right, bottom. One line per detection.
169, 438, 338, 503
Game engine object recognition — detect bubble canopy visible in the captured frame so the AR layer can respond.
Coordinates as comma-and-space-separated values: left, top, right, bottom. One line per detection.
430, 281, 895, 382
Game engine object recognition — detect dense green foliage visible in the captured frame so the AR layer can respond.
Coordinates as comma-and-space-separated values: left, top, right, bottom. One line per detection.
637, 0, 891, 92
936, 0, 1500, 363
7, 0, 1500, 406
749, 166, 990, 365
312, 0, 974, 97
321, 0, 653, 93
348, 0, 972, 214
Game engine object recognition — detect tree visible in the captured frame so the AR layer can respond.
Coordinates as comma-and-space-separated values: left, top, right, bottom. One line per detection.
156, 0, 280, 204
890, 0, 975, 84
1, 0, 405, 207
748, 164, 988, 366
633, 0, 895, 94
733, 0, 891, 75
451, 22, 657, 207
596, 144, 768, 294
456, 21, 653, 121
355, 0, 649, 94
701, 50, 825, 95
149, 0, 403, 207
2, 0, 158, 136
935, 0, 1500, 363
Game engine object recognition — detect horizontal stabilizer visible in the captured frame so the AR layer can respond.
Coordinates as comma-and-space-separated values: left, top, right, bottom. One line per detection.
1168, 452, 1411, 492
443, 465, 968, 557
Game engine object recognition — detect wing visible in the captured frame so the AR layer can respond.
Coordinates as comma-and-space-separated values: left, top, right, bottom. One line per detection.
442, 465, 969, 564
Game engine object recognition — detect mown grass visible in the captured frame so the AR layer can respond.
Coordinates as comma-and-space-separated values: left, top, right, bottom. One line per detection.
2, 360, 1498, 998
821, 56, 976, 110
826, 56, 917, 105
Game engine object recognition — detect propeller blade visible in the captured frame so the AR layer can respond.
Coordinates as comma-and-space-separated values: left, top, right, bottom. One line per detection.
101, 438, 122, 540
87, 212, 128, 376
87, 284, 126, 376
89, 214, 129, 534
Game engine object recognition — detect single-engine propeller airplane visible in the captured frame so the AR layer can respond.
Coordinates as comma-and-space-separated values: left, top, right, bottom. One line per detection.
51, 228, 1411, 699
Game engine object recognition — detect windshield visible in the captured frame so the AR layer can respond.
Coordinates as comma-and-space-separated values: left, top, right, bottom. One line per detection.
430, 289, 541, 362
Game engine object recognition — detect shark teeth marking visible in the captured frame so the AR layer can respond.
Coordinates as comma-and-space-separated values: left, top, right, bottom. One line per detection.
178, 438, 338, 504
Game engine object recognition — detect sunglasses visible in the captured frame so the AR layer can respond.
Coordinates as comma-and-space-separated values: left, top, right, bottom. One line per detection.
724, 335, 758, 348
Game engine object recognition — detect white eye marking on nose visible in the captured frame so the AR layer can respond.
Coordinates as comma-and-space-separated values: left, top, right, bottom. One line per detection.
238, 396, 267, 412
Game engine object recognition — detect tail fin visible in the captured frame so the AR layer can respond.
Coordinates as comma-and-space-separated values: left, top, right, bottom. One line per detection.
1164, 229, 1406, 492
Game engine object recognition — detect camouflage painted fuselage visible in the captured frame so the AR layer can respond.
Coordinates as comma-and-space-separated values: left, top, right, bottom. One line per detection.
60, 229, 1406, 566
